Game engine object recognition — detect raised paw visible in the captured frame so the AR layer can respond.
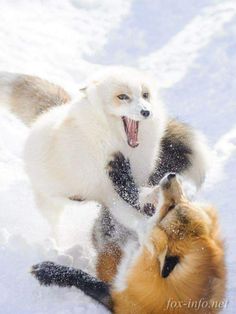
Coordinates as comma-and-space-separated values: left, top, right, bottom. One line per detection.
139, 186, 160, 216
31, 261, 57, 286
107, 152, 130, 178
142, 203, 156, 216
107, 152, 139, 209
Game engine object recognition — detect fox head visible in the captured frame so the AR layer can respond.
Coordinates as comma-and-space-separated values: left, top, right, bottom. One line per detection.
31, 174, 225, 314
147, 173, 222, 277
156, 174, 215, 240
111, 174, 226, 313
80, 66, 165, 148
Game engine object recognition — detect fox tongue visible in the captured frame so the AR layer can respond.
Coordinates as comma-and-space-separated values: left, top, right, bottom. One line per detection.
125, 118, 139, 148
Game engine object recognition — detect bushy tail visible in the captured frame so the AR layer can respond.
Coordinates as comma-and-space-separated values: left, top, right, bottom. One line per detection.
0, 72, 71, 125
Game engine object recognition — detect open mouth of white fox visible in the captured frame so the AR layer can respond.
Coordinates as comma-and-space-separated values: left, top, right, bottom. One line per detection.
122, 116, 139, 148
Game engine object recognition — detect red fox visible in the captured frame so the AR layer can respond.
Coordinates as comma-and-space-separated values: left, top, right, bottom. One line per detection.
32, 173, 226, 314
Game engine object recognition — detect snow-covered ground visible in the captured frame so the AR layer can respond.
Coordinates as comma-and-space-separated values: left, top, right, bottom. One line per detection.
0, 0, 236, 313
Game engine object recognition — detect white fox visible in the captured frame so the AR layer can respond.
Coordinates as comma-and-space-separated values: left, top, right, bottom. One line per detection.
0, 67, 209, 238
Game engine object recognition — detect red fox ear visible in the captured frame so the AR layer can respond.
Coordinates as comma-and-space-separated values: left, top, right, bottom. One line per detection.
161, 255, 179, 278
152, 229, 180, 277
158, 246, 168, 276
151, 228, 168, 275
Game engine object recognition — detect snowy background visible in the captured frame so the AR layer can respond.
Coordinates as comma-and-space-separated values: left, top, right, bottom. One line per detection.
0, 0, 236, 313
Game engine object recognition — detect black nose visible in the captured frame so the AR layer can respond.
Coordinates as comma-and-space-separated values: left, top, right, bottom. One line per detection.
140, 109, 150, 118
167, 173, 176, 181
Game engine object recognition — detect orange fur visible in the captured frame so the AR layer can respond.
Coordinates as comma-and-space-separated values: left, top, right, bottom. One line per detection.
96, 244, 122, 283
111, 176, 226, 314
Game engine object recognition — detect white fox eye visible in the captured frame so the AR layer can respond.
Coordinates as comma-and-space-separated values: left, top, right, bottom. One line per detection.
143, 92, 149, 99
117, 94, 130, 100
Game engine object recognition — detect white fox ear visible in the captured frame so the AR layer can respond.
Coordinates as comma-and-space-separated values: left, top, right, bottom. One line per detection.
79, 80, 99, 94
79, 84, 88, 93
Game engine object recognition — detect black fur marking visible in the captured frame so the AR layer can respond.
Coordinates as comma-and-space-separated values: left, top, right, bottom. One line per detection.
31, 261, 113, 310
101, 207, 117, 238
108, 152, 140, 210
108, 152, 159, 217
161, 256, 179, 278
142, 203, 156, 216
149, 137, 192, 186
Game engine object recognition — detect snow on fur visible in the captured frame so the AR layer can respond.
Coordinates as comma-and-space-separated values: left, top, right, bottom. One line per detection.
0, 0, 235, 313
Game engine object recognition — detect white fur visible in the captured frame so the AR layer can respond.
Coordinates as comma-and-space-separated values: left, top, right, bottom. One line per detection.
113, 239, 141, 291
182, 130, 211, 188
23, 67, 166, 233
113, 191, 165, 292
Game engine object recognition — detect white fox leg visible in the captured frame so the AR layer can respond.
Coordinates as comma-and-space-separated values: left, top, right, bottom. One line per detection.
34, 192, 89, 245
34, 192, 66, 243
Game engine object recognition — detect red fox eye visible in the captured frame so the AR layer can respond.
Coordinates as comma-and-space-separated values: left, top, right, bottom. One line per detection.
117, 94, 130, 100
143, 92, 149, 99
168, 204, 175, 211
